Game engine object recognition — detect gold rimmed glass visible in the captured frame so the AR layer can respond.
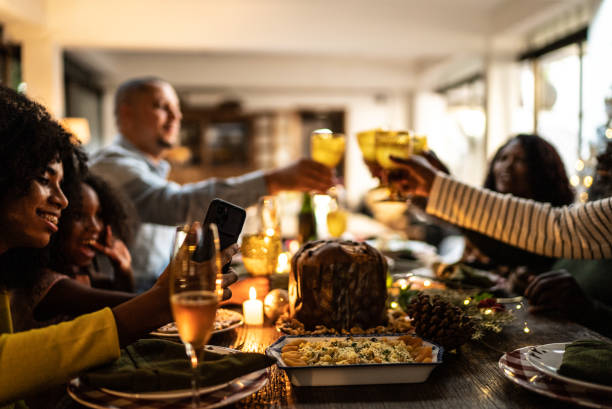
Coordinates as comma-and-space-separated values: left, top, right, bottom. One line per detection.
170, 223, 222, 408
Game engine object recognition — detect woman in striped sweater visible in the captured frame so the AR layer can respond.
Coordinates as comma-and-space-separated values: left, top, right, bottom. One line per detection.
391, 153, 612, 334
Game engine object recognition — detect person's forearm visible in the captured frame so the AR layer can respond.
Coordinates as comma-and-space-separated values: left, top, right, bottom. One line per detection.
124, 171, 268, 226
0, 309, 119, 403
426, 174, 612, 259
111, 285, 172, 347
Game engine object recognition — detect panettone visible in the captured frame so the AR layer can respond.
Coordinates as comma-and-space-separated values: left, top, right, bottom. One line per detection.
289, 240, 388, 331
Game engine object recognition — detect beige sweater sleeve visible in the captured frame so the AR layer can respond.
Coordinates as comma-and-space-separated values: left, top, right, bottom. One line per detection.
426, 173, 612, 259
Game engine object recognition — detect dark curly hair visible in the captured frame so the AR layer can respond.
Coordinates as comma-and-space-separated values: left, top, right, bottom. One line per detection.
483, 134, 574, 206
45, 173, 137, 273
0, 85, 88, 288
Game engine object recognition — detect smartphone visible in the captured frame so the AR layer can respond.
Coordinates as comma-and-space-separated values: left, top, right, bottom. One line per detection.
192, 198, 246, 264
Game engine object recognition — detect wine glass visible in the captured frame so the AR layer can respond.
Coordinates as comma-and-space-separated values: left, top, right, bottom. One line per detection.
311, 128, 346, 169
170, 223, 222, 408
311, 129, 347, 237
241, 196, 282, 276
375, 130, 413, 202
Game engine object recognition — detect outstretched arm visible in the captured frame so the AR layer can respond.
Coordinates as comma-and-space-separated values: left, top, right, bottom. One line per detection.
391, 155, 612, 259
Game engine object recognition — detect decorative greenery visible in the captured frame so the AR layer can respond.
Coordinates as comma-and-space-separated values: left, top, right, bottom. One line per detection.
397, 287, 515, 341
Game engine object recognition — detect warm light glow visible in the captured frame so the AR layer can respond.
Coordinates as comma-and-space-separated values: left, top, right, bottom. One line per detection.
570, 175, 580, 187
575, 159, 585, 171
390, 301, 399, 309
583, 175, 593, 187
243, 287, 264, 325
409, 276, 417, 282
398, 279, 408, 289
516, 305, 522, 310
463, 299, 470, 305
276, 252, 291, 274
484, 308, 492, 315
61, 117, 91, 145
606, 128, 612, 139
423, 280, 431, 287
579, 192, 589, 203
265, 228, 276, 237
288, 240, 300, 254
523, 326, 530, 334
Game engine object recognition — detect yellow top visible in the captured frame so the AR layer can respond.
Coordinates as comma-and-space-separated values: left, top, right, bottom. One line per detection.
0, 291, 120, 406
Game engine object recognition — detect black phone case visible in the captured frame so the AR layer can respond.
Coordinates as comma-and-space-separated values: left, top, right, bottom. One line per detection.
192, 198, 246, 264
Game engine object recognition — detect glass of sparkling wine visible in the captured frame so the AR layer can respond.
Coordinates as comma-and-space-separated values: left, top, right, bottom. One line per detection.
170, 223, 222, 408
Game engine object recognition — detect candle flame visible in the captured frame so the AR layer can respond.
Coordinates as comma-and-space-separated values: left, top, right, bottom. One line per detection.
423, 280, 431, 287
276, 252, 291, 273
249, 286, 257, 300
265, 228, 276, 237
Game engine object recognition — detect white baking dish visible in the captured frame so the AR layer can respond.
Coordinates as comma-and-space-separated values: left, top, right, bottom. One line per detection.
266, 334, 443, 386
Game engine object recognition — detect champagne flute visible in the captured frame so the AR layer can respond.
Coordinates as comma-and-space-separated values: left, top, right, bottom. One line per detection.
170, 223, 222, 408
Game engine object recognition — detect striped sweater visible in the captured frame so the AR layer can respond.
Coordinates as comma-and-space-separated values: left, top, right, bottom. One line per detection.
426, 174, 612, 259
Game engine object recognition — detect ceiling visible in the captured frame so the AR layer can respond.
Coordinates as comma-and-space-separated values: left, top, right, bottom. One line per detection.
2, 0, 592, 90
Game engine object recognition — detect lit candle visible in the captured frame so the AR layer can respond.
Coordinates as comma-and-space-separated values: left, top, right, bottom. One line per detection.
243, 287, 264, 325
276, 252, 291, 274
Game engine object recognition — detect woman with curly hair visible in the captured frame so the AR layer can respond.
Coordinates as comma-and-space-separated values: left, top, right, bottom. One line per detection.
463, 134, 574, 272
9, 173, 140, 332
0, 86, 237, 406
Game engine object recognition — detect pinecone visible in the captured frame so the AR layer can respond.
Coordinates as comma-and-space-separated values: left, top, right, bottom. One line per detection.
404, 293, 474, 351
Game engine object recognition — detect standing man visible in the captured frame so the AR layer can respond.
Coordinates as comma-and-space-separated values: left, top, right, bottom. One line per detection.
91, 77, 333, 291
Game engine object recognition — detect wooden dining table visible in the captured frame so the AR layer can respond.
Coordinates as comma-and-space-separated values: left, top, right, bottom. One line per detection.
209, 306, 609, 409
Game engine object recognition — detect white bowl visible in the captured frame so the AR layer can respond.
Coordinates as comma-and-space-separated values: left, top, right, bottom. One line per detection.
266, 334, 443, 386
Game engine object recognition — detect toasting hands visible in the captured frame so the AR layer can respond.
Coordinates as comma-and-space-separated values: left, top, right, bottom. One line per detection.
265, 158, 334, 194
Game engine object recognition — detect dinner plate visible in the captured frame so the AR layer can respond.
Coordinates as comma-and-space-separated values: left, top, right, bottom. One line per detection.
499, 346, 612, 409
150, 308, 244, 338
526, 342, 612, 394
68, 345, 269, 408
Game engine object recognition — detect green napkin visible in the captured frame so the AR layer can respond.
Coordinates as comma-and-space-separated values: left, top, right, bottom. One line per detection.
82, 339, 275, 392
558, 339, 612, 386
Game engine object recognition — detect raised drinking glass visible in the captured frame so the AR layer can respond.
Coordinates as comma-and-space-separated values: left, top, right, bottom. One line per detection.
170, 223, 222, 408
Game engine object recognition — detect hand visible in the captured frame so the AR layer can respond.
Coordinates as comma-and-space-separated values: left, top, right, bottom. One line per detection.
223, 276, 270, 305
90, 225, 132, 275
265, 158, 334, 194
524, 270, 594, 320
388, 153, 438, 197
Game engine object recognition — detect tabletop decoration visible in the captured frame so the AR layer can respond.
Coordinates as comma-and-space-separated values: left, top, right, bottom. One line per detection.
263, 288, 289, 321
398, 288, 516, 350
243, 287, 264, 325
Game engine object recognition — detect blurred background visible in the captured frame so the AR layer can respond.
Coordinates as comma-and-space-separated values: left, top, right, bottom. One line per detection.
1, 0, 610, 212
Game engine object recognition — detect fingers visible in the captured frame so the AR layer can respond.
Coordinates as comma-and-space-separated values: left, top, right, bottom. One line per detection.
222, 288, 232, 301
221, 244, 239, 266
105, 225, 114, 247
221, 268, 238, 288
89, 241, 109, 255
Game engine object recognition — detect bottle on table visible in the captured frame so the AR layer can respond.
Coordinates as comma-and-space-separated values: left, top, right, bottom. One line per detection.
298, 192, 317, 244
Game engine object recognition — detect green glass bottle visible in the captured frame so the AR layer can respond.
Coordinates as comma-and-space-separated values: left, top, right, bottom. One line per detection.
298, 192, 317, 244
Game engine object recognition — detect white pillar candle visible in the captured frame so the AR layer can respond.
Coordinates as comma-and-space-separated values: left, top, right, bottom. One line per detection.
243, 287, 264, 325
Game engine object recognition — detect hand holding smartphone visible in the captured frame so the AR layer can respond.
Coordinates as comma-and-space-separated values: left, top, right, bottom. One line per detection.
192, 199, 246, 273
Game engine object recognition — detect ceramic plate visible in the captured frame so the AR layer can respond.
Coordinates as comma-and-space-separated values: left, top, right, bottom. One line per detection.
266, 334, 443, 386
499, 346, 612, 409
150, 308, 243, 338
69, 345, 268, 407
526, 342, 612, 394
